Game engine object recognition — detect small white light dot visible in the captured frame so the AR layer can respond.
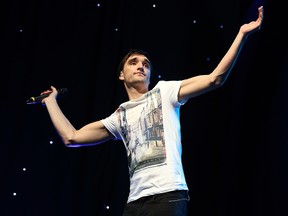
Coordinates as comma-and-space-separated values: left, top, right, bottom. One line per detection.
158, 75, 161, 79
19, 29, 23, 32
97, 3, 100, 7
13, 192, 17, 196
23, 168, 26, 171
115, 28, 118, 31
193, 20, 197, 24
106, 205, 110, 209
206, 57, 210, 61
49, 140, 54, 144
220, 25, 224, 29
152, 4, 156, 8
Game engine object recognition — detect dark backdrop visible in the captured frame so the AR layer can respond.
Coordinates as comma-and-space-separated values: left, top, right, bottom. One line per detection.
1, 0, 287, 216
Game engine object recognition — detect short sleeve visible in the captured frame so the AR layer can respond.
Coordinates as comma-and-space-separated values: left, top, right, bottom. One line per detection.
100, 112, 121, 140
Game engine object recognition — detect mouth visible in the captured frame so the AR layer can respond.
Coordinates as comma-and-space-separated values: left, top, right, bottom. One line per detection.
134, 72, 146, 76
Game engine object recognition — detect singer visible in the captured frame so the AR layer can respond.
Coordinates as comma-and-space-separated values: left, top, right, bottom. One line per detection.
39, 7, 263, 216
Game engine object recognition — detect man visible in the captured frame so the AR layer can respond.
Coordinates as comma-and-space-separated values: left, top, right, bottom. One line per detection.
40, 6, 264, 216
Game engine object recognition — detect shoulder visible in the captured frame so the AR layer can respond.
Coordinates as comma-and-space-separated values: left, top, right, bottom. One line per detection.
152, 80, 185, 105
152, 80, 183, 89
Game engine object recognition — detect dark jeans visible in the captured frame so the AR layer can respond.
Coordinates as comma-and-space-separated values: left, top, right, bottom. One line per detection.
123, 190, 190, 216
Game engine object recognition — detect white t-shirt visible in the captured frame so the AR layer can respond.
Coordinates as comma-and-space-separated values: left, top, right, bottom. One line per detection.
101, 80, 189, 203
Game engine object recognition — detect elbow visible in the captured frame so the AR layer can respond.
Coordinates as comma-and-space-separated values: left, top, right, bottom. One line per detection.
211, 68, 230, 88
62, 133, 89, 148
62, 133, 77, 147
63, 139, 74, 147
210, 76, 226, 89
216, 79, 226, 88
63, 140, 81, 148
60, 131, 82, 147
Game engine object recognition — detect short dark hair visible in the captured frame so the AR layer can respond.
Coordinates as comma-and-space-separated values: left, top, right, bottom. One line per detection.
117, 49, 152, 77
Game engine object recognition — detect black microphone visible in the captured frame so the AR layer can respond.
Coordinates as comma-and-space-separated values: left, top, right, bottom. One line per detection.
26, 88, 69, 104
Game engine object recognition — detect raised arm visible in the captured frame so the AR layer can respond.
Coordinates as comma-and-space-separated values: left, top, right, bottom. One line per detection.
42, 86, 113, 147
179, 6, 264, 102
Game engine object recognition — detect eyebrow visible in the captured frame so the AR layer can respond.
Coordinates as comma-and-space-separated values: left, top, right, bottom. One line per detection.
127, 57, 151, 66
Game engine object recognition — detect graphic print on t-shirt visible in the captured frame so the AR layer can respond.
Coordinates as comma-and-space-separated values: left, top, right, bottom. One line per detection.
118, 87, 166, 176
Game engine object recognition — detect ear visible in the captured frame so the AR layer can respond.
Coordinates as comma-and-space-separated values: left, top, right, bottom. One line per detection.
119, 71, 124, 80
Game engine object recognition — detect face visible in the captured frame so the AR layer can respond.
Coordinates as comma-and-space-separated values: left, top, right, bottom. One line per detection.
119, 54, 151, 88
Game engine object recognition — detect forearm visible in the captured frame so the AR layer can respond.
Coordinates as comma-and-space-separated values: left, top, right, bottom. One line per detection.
211, 30, 248, 84
178, 31, 249, 101
212, 4, 264, 83
44, 97, 76, 145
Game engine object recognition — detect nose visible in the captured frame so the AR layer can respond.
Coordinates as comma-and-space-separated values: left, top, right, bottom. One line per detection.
137, 62, 145, 72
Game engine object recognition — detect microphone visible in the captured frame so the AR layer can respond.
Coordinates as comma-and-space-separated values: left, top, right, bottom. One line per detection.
26, 88, 69, 104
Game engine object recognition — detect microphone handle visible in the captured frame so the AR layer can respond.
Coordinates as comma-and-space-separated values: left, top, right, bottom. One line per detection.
26, 88, 68, 105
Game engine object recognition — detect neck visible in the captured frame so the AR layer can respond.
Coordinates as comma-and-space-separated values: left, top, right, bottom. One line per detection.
125, 84, 149, 100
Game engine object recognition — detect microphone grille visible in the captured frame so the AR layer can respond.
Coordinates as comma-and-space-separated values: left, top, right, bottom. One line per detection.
59, 88, 68, 93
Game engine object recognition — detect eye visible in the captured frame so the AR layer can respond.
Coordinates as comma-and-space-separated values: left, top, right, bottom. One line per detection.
143, 62, 150, 68
130, 61, 137, 65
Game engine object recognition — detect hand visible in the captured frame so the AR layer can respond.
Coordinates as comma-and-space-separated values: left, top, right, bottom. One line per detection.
240, 6, 264, 36
40, 86, 58, 105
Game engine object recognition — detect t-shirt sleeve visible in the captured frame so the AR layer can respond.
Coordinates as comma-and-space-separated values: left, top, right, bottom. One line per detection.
100, 112, 121, 140
158, 80, 188, 107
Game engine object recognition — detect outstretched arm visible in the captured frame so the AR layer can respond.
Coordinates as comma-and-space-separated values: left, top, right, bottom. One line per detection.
42, 86, 114, 147
179, 6, 264, 102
